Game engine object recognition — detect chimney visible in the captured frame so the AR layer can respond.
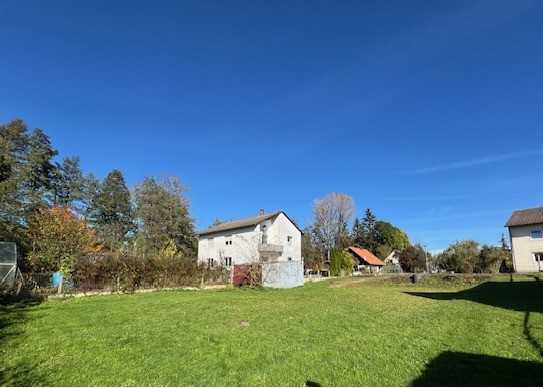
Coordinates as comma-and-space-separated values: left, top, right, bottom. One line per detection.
259, 209, 265, 216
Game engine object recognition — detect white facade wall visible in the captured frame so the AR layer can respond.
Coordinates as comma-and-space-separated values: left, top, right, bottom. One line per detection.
197, 212, 302, 267
265, 213, 302, 262
509, 224, 543, 272
197, 226, 260, 266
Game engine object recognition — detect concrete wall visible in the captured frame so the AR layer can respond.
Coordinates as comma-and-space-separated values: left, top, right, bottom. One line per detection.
262, 260, 304, 288
509, 224, 543, 272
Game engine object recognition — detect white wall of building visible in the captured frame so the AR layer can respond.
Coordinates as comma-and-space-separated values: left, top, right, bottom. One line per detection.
509, 224, 543, 272
197, 212, 302, 267
265, 212, 302, 262
197, 225, 260, 267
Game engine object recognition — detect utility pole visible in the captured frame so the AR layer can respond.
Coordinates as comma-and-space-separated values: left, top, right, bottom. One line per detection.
424, 245, 429, 273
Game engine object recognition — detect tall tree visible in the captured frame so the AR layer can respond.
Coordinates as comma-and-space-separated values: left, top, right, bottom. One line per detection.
80, 173, 100, 219
0, 119, 29, 227
0, 119, 30, 244
353, 208, 379, 251
22, 128, 57, 212
134, 176, 196, 256
311, 192, 355, 259
302, 226, 323, 270
93, 169, 134, 248
51, 156, 86, 209
374, 221, 410, 256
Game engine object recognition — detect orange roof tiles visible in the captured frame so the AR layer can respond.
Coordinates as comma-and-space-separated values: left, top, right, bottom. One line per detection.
348, 247, 385, 266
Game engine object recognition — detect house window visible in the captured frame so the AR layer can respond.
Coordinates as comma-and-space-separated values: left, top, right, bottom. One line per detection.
287, 235, 293, 245
207, 258, 215, 268
530, 230, 542, 240
262, 233, 267, 244
224, 257, 232, 267
534, 253, 543, 272
225, 236, 232, 245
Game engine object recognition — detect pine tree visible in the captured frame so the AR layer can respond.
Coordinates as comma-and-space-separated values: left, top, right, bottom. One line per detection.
0, 119, 30, 242
93, 169, 134, 248
52, 156, 86, 209
351, 217, 363, 245
23, 128, 57, 212
358, 208, 379, 251
135, 176, 196, 256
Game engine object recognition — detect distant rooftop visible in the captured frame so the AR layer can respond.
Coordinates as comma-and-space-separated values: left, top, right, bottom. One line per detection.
506, 206, 543, 227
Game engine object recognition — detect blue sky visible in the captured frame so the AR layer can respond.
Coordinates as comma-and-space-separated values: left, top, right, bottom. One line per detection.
1, 0, 542, 251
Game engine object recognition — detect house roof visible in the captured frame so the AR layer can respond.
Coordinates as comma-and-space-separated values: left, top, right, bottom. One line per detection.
348, 247, 385, 266
197, 211, 302, 237
506, 206, 543, 227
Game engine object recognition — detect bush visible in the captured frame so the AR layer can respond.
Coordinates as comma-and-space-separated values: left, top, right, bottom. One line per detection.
330, 249, 354, 276
477, 245, 511, 273
435, 241, 479, 273
398, 245, 427, 273
68, 252, 229, 292
434, 241, 512, 274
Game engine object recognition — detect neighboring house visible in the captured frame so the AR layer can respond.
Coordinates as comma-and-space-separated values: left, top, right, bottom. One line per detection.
197, 210, 304, 288
384, 250, 400, 265
348, 247, 385, 273
506, 206, 543, 273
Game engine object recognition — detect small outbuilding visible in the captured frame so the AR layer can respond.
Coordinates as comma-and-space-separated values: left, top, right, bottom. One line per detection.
348, 246, 385, 273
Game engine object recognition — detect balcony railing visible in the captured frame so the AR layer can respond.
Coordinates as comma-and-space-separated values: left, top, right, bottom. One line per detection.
258, 243, 283, 254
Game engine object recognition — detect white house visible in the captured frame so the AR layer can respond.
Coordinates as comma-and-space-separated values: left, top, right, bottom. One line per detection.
384, 250, 400, 265
506, 206, 543, 273
197, 210, 304, 288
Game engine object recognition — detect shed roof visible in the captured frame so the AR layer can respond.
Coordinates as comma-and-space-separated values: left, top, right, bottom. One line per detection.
348, 247, 385, 266
506, 206, 543, 227
198, 211, 302, 236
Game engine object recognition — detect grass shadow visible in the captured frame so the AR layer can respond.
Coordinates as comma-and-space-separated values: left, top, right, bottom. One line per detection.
411, 351, 543, 386
0, 361, 51, 386
0, 293, 47, 386
404, 280, 543, 314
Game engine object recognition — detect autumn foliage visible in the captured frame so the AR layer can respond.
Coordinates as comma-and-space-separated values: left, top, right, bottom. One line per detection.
28, 206, 100, 272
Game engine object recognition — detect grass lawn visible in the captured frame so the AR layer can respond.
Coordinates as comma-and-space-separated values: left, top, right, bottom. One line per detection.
1, 274, 542, 386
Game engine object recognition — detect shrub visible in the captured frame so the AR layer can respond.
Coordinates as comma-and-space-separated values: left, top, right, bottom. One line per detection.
435, 241, 480, 273
70, 253, 228, 292
398, 245, 427, 273
330, 249, 354, 276
476, 245, 510, 273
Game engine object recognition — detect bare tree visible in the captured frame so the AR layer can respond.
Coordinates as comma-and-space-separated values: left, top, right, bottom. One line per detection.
311, 192, 355, 260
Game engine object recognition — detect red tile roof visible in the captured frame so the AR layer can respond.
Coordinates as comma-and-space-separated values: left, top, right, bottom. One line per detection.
348, 247, 385, 266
